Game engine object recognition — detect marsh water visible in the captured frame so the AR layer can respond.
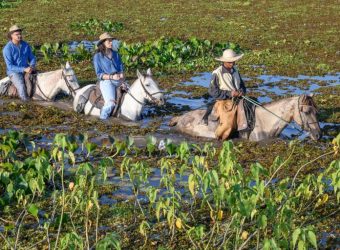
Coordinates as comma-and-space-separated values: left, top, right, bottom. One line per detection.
1, 72, 339, 202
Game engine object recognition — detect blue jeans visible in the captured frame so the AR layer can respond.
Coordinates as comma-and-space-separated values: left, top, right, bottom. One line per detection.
9, 72, 28, 101
100, 80, 119, 119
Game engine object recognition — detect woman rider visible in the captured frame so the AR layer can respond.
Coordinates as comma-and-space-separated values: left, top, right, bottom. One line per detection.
93, 32, 125, 119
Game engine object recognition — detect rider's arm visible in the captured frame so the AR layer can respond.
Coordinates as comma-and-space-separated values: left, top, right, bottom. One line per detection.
93, 53, 119, 81
116, 52, 124, 74
239, 73, 246, 94
208, 73, 232, 100
3, 44, 26, 73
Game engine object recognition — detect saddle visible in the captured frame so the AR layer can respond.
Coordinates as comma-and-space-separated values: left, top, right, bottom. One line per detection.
76, 82, 125, 117
212, 98, 256, 140
0, 73, 37, 98
237, 98, 256, 133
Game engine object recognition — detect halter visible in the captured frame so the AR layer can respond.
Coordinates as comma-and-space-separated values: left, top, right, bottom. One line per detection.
297, 95, 319, 131
61, 68, 80, 97
126, 76, 163, 105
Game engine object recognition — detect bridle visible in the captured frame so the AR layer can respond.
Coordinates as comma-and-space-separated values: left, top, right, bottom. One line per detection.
297, 95, 319, 131
126, 76, 163, 105
61, 68, 80, 97
242, 95, 315, 134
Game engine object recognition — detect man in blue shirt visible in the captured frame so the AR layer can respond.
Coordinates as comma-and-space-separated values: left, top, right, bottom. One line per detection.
2, 25, 36, 101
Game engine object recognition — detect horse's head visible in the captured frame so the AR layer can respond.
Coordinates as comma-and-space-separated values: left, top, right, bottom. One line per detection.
136, 68, 165, 106
60, 62, 80, 97
294, 95, 321, 140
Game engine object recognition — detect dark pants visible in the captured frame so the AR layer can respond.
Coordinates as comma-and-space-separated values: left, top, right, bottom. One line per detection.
202, 101, 215, 123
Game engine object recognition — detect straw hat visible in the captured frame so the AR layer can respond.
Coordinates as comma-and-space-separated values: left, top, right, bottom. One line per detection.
9, 25, 23, 33
98, 32, 114, 45
215, 49, 243, 62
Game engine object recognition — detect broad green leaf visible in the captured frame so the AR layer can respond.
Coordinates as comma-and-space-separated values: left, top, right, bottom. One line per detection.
292, 228, 301, 249
307, 231, 317, 249
298, 240, 305, 250
28, 204, 39, 218
188, 174, 195, 197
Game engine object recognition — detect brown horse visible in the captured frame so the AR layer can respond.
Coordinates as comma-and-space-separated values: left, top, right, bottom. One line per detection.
169, 95, 321, 141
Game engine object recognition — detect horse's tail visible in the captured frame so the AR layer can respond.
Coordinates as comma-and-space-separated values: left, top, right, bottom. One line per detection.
169, 116, 180, 127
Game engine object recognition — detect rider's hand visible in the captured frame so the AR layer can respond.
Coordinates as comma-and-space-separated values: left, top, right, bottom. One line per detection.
231, 90, 241, 97
24, 67, 33, 74
120, 82, 129, 91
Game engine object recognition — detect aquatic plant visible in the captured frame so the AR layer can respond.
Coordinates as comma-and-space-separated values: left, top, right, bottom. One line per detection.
70, 18, 124, 35
0, 131, 338, 249
0, 0, 22, 9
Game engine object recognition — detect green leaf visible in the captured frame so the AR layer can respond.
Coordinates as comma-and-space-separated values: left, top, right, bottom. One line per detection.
28, 204, 39, 219
307, 231, 317, 249
69, 151, 76, 165
298, 240, 305, 250
260, 214, 267, 229
292, 228, 301, 249
188, 174, 195, 197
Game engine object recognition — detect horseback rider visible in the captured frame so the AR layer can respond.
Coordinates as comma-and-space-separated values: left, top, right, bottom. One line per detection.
93, 32, 125, 119
202, 49, 246, 125
2, 25, 36, 101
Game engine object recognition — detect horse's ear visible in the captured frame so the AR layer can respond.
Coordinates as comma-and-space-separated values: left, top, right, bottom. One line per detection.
136, 69, 143, 79
146, 68, 152, 76
65, 61, 71, 69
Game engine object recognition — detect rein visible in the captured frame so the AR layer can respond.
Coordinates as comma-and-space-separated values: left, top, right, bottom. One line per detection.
242, 95, 305, 133
36, 80, 52, 101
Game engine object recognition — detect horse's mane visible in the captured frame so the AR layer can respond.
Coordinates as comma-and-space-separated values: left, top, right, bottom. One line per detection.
299, 95, 318, 110
262, 95, 317, 110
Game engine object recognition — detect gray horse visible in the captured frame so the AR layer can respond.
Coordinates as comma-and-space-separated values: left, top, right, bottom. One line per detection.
169, 95, 321, 141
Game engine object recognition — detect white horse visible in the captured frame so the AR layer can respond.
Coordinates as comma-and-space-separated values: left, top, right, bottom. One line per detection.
0, 62, 80, 101
169, 95, 322, 141
73, 68, 165, 121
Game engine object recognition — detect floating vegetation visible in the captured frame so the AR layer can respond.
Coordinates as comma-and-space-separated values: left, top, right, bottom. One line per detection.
32, 37, 241, 72
70, 18, 124, 35
0, 0, 22, 9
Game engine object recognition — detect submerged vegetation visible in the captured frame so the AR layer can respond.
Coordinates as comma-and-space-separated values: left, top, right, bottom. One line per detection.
0, 131, 339, 249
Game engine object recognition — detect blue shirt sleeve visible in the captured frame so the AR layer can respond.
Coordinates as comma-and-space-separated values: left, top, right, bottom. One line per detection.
116, 53, 124, 73
3, 45, 25, 73
93, 53, 104, 80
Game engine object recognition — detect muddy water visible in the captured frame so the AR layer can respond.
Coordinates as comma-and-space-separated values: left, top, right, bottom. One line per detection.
68, 40, 120, 51
1, 72, 339, 206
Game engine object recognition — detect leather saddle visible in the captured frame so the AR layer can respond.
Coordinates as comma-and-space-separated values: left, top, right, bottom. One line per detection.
237, 98, 256, 132
87, 82, 125, 117
4, 73, 37, 98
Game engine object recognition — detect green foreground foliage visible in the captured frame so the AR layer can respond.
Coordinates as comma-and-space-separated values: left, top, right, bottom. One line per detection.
0, 131, 339, 249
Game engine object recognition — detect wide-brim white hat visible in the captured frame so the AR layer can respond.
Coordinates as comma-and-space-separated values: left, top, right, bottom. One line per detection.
215, 49, 244, 62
